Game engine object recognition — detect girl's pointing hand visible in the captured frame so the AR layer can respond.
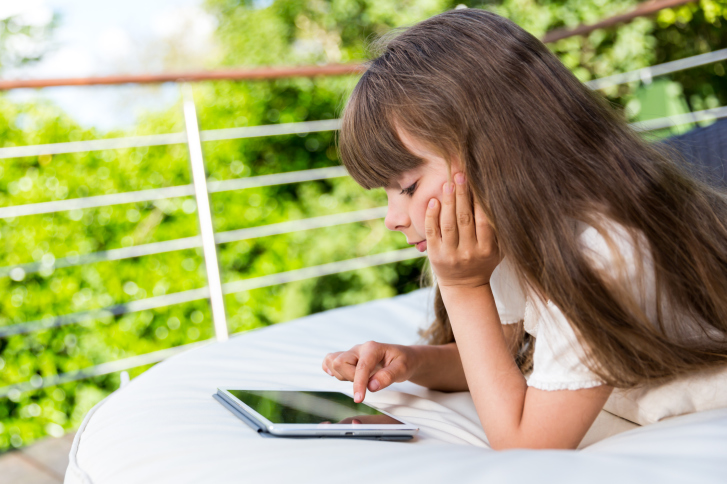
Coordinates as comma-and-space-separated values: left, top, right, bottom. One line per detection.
322, 342, 418, 403
426, 173, 500, 288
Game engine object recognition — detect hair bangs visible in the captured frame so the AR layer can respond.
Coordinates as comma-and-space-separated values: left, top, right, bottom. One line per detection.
339, 68, 424, 190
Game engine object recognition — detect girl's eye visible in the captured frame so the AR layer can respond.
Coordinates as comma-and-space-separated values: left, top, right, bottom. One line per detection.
400, 181, 418, 197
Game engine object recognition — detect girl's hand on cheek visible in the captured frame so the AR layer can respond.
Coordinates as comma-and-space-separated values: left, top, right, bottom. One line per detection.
426, 173, 500, 288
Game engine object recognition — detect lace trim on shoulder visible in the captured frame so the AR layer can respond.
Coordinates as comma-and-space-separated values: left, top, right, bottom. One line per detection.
501, 319, 521, 325
527, 378, 605, 391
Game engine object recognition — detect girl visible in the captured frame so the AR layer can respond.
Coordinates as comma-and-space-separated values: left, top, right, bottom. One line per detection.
321, 9, 727, 450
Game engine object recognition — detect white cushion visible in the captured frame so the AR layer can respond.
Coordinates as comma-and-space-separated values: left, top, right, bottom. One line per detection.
66, 289, 727, 484
604, 365, 727, 425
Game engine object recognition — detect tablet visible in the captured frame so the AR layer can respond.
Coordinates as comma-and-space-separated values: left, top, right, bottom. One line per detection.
216, 388, 419, 440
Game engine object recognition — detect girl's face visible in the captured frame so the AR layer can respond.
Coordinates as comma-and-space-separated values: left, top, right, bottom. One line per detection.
384, 129, 463, 253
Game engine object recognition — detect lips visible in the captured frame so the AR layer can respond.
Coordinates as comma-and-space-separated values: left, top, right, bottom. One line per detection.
407, 239, 427, 252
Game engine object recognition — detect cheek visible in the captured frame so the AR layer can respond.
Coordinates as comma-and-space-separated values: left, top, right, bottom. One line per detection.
412, 188, 441, 234
411, 203, 426, 234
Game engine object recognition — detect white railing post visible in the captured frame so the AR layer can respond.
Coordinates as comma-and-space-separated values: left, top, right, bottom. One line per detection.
182, 83, 229, 342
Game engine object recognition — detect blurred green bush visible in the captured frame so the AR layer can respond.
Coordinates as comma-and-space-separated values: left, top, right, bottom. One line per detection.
0, 0, 725, 451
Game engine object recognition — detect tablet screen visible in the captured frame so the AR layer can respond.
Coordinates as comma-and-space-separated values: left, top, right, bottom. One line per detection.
226, 390, 406, 425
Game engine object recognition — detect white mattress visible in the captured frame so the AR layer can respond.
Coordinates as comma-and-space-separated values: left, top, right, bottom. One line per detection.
65, 288, 727, 484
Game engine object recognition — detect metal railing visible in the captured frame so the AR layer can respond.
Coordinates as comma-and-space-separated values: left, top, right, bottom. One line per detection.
585, 48, 727, 91
0, 84, 425, 398
0, 42, 725, 399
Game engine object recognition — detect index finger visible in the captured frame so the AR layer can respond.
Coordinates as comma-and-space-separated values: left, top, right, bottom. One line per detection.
352, 345, 383, 403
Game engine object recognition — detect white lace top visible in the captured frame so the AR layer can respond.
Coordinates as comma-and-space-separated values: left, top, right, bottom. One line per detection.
491, 251, 606, 390
489, 218, 724, 391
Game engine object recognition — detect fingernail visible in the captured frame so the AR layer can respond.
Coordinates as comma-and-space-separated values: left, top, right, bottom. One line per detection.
428, 198, 436, 208
326, 369, 333, 376
455, 173, 465, 185
369, 379, 380, 391
445, 182, 454, 194
354, 392, 362, 402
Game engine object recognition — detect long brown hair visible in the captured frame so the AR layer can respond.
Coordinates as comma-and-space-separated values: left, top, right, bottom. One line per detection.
338, 9, 727, 388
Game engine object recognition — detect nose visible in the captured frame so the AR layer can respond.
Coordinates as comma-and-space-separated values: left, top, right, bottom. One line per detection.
384, 198, 409, 232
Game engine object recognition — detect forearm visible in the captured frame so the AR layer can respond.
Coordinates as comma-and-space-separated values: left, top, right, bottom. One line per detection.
405, 316, 522, 393
407, 343, 469, 392
439, 284, 528, 448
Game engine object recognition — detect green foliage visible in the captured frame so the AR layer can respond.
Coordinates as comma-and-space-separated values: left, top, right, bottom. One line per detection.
652, 1, 727, 111
1, 0, 725, 451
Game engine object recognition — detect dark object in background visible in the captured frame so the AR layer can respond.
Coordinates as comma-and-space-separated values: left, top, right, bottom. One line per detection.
661, 118, 727, 188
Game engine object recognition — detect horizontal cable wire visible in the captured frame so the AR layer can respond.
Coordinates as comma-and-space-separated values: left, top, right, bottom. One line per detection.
213, 206, 386, 244
222, 247, 424, 294
0, 206, 387, 277
586, 48, 727, 91
0, 184, 196, 219
0, 133, 187, 160
199, 119, 341, 143
207, 166, 346, 193
0, 236, 203, 278
0, 247, 423, 338
0, 287, 211, 337
0, 166, 347, 219
631, 105, 727, 132
0, 340, 212, 398
0, 119, 341, 160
